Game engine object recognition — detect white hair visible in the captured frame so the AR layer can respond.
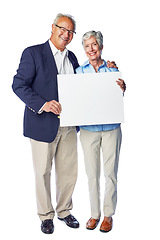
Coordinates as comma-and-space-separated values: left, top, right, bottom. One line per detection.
82, 30, 103, 49
53, 13, 76, 32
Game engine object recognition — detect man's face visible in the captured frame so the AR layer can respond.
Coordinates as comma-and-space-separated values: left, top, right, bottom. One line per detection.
51, 17, 74, 51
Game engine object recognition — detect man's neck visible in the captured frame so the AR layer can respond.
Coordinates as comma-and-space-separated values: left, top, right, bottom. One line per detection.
50, 37, 65, 52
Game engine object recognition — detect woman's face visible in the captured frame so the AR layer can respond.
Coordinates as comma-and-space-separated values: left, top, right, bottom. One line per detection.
84, 36, 102, 62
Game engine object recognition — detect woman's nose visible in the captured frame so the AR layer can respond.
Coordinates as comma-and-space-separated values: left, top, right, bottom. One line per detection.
89, 45, 93, 51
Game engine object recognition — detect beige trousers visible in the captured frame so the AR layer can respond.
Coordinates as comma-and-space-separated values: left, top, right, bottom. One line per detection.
80, 127, 122, 219
30, 127, 78, 221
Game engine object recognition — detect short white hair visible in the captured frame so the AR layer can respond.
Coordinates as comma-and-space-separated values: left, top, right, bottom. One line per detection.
82, 30, 103, 49
53, 13, 76, 32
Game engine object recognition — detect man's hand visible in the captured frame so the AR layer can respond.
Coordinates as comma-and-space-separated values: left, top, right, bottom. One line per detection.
116, 79, 126, 92
42, 100, 62, 115
107, 60, 118, 69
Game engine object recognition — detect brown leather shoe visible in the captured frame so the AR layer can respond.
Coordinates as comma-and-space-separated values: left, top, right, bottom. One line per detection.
100, 217, 113, 232
86, 218, 100, 230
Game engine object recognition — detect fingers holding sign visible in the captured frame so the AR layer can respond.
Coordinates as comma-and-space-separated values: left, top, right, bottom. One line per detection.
116, 79, 126, 92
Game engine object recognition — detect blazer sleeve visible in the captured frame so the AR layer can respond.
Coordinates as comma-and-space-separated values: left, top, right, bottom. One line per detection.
12, 47, 46, 113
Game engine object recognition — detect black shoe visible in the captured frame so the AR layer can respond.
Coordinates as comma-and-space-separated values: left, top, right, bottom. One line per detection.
58, 214, 79, 228
41, 219, 54, 234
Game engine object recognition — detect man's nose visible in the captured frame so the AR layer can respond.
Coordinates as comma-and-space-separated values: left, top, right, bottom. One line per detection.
63, 30, 69, 38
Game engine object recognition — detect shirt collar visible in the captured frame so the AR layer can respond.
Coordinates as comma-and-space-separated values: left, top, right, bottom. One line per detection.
82, 59, 107, 68
81, 60, 90, 67
49, 40, 68, 57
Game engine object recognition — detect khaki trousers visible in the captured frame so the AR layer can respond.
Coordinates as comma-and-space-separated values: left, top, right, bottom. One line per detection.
80, 127, 122, 219
30, 127, 78, 221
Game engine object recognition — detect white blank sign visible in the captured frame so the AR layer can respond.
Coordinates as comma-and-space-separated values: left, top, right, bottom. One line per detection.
58, 72, 124, 127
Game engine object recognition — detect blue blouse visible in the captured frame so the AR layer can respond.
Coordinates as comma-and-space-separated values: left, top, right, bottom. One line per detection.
76, 60, 120, 132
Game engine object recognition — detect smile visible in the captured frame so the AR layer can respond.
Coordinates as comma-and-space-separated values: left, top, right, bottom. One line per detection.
89, 52, 96, 56
60, 36, 69, 42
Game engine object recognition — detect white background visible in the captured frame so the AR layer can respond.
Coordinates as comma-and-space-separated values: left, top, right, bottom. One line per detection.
1, 0, 160, 239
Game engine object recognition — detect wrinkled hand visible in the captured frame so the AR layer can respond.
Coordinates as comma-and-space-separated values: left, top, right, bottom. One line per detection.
42, 100, 62, 115
107, 60, 118, 69
116, 79, 126, 92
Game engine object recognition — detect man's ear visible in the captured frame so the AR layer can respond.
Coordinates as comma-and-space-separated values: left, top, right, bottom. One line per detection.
51, 24, 55, 33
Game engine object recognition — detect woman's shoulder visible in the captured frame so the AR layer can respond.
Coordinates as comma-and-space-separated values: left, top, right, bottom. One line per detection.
75, 65, 83, 74
76, 60, 90, 74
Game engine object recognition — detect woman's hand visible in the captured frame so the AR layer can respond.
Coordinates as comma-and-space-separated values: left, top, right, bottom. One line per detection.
107, 60, 118, 69
116, 79, 126, 92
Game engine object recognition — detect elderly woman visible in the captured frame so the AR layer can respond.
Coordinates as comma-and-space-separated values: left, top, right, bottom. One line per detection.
76, 31, 125, 233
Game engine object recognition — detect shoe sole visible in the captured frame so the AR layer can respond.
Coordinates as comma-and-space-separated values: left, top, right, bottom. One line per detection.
41, 228, 54, 234
86, 226, 97, 230
100, 227, 112, 233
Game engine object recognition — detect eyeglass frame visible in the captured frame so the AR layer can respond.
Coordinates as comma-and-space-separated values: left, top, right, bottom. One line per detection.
55, 24, 76, 35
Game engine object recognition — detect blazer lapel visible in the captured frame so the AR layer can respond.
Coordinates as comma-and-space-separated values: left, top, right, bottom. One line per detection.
42, 41, 58, 76
42, 41, 79, 74
68, 51, 79, 73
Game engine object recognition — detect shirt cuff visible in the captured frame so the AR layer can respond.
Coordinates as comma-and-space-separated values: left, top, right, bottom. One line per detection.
38, 102, 47, 114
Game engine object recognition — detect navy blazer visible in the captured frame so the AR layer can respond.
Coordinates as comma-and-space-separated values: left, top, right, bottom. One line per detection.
12, 40, 79, 143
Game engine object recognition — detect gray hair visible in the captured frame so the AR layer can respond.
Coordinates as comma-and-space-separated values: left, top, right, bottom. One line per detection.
53, 13, 76, 32
82, 30, 103, 49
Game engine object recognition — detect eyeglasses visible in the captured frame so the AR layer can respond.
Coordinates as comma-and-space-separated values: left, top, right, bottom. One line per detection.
55, 24, 76, 35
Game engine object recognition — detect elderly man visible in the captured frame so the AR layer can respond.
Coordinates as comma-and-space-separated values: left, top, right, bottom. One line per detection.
12, 13, 80, 234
